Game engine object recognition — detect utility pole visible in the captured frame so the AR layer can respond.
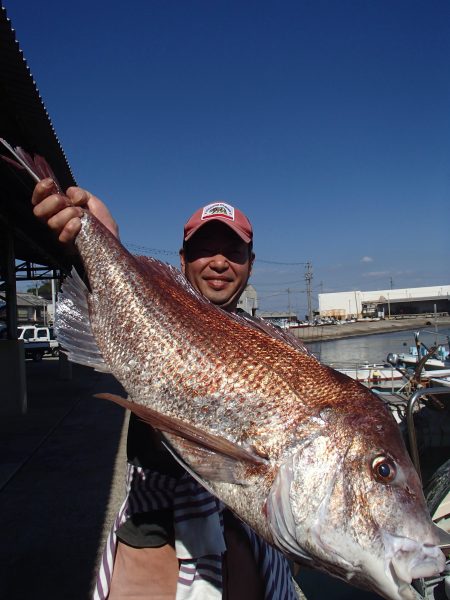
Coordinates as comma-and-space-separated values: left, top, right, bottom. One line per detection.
305, 261, 313, 322
287, 288, 291, 317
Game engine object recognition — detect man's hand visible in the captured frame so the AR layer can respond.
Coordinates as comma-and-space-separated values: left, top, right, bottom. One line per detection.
31, 178, 119, 249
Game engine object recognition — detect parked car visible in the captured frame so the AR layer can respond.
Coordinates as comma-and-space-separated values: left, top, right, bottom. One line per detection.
17, 325, 60, 361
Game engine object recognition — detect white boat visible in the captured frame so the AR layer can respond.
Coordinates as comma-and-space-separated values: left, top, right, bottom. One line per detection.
332, 362, 408, 392
387, 332, 450, 372
419, 369, 450, 393
385, 331, 450, 404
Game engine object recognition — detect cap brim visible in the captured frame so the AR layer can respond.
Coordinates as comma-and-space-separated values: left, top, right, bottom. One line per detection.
184, 219, 251, 244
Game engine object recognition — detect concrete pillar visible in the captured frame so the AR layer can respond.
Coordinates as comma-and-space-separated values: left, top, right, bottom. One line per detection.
0, 340, 27, 414
0, 227, 27, 414
1, 228, 18, 338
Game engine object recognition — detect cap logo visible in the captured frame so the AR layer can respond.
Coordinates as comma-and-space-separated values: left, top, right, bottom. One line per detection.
201, 202, 235, 221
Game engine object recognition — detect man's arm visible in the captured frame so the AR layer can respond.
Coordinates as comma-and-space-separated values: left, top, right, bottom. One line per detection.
31, 178, 119, 248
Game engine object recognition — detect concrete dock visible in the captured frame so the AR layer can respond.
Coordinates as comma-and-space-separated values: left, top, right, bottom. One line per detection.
0, 355, 398, 599
0, 359, 128, 599
292, 316, 450, 343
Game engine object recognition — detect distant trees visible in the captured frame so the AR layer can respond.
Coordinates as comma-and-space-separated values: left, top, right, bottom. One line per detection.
26, 280, 52, 300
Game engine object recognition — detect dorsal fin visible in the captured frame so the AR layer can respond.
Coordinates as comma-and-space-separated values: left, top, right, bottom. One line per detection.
134, 255, 213, 307
135, 256, 312, 356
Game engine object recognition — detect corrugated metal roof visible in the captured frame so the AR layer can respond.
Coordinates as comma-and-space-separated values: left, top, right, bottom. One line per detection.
0, 5, 75, 186
0, 4, 77, 270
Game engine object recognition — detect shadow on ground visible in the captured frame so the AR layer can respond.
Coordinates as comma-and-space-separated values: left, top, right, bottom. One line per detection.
0, 358, 126, 599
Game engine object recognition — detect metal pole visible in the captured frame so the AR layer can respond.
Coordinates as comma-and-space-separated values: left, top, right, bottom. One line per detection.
4, 229, 18, 339
51, 276, 56, 326
305, 262, 313, 322
434, 303, 438, 342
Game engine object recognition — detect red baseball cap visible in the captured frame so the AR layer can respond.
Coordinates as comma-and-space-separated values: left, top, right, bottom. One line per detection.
183, 202, 253, 243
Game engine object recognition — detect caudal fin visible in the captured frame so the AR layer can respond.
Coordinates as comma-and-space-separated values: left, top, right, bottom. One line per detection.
0, 138, 61, 190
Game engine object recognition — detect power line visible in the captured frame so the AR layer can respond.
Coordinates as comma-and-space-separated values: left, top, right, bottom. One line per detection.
125, 240, 309, 266
258, 283, 306, 289
256, 260, 308, 266
124, 240, 316, 313
257, 289, 306, 299
124, 242, 178, 257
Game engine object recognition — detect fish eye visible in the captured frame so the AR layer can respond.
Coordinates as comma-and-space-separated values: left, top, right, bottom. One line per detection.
371, 455, 397, 484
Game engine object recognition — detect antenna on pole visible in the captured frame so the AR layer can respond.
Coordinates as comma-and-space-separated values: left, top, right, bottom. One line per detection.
305, 261, 313, 322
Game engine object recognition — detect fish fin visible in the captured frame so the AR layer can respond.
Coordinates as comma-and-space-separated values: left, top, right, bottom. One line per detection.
55, 268, 110, 373
134, 255, 312, 358
0, 139, 61, 189
133, 255, 213, 307
134, 256, 316, 364
159, 439, 245, 500
162, 433, 252, 484
95, 392, 266, 467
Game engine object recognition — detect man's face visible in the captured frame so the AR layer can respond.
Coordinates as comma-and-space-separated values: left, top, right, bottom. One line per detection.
180, 221, 254, 312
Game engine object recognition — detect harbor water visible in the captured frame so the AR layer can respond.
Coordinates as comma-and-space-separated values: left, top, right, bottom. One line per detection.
306, 326, 450, 366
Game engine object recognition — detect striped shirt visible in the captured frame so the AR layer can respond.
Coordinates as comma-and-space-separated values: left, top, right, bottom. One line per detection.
93, 464, 299, 600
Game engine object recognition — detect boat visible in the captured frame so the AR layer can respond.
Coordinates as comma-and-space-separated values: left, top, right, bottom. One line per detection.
387, 331, 450, 372
385, 332, 450, 404
332, 362, 408, 392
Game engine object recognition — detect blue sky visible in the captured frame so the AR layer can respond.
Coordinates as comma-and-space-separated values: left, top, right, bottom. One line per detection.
5, 0, 450, 315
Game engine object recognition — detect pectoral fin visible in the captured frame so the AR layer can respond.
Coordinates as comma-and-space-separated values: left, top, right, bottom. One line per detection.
95, 393, 267, 470
56, 268, 110, 372
163, 432, 265, 484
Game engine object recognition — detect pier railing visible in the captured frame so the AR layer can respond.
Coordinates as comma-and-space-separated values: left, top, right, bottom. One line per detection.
326, 362, 409, 394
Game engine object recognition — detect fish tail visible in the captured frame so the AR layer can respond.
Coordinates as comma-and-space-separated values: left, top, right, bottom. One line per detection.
0, 138, 61, 190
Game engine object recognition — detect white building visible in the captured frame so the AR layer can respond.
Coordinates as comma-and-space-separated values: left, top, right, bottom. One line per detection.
319, 285, 450, 319
237, 284, 258, 316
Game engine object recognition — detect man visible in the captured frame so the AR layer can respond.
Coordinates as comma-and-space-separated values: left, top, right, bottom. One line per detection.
32, 180, 300, 600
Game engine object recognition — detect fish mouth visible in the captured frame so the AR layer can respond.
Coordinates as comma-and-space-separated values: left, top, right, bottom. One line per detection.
381, 531, 446, 599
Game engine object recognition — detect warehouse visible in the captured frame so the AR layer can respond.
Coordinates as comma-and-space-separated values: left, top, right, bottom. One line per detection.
319, 285, 450, 320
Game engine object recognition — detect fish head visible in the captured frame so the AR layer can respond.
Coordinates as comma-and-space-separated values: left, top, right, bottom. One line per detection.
267, 403, 446, 600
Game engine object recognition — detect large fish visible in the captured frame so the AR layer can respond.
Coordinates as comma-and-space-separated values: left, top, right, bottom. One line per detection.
1, 140, 447, 600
